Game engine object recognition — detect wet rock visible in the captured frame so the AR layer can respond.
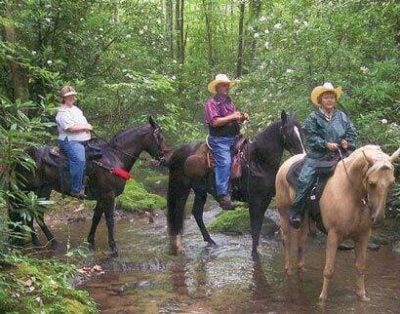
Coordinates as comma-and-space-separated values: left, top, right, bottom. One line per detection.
338, 239, 381, 251
136, 280, 151, 289
367, 243, 380, 251
370, 234, 389, 245
392, 241, 400, 255
338, 240, 354, 250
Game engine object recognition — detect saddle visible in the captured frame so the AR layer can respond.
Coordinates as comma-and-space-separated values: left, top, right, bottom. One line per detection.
42, 141, 104, 169
287, 154, 340, 234
183, 136, 248, 180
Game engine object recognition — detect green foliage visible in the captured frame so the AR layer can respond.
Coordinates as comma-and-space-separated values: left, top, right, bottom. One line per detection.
208, 206, 276, 235
0, 254, 97, 313
116, 179, 166, 213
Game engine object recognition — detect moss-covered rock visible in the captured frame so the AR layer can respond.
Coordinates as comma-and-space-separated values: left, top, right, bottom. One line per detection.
116, 179, 166, 213
208, 206, 278, 235
0, 254, 97, 313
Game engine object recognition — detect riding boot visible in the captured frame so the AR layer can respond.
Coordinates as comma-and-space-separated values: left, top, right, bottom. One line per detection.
217, 195, 236, 211
289, 199, 306, 229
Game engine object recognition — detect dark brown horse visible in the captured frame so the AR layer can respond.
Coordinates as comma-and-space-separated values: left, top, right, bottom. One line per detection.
167, 111, 305, 254
12, 116, 169, 255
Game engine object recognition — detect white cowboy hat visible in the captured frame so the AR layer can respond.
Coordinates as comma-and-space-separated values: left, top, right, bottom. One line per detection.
310, 82, 342, 106
208, 74, 238, 94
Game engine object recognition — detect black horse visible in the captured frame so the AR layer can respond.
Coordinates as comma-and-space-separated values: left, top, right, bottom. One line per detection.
12, 116, 169, 255
167, 111, 305, 254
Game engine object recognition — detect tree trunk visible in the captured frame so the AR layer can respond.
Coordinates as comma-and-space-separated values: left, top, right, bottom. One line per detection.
248, 0, 262, 65
202, 0, 214, 69
3, 5, 29, 102
236, 2, 246, 78
166, 0, 174, 58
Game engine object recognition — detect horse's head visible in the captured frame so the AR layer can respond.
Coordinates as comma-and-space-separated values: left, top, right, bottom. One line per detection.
145, 116, 170, 166
280, 111, 306, 155
358, 146, 396, 226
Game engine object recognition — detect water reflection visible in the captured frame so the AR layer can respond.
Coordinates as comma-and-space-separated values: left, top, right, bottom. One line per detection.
38, 207, 400, 313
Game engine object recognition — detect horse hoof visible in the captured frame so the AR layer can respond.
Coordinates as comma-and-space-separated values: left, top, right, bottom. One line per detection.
206, 240, 217, 246
50, 239, 59, 250
358, 294, 370, 302
319, 293, 327, 302
109, 247, 118, 257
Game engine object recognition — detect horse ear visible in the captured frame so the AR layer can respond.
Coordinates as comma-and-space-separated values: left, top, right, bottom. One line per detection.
390, 147, 400, 162
148, 115, 156, 128
281, 110, 288, 124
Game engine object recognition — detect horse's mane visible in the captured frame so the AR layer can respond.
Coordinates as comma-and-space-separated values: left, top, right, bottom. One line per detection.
109, 124, 147, 145
346, 145, 390, 163
252, 120, 282, 149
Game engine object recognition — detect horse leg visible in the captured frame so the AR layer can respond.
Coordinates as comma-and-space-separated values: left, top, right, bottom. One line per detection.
249, 194, 272, 254
354, 232, 371, 301
297, 219, 310, 277
87, 201, 104, 250
319, 231, 339, 301
103, 194, 117, 256
167, 170, 191, 254
279, 215, 292, 275
36, 187, 58, 248
29, 217, 41, 248
192, 190, 215, 246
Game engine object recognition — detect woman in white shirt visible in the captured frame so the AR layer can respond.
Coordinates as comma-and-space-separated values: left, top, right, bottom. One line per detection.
56, 86, 93, 198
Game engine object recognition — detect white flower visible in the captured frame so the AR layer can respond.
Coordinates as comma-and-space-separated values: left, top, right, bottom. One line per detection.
264, 41, 271, 49
126, 34, 132, 39
139, 30, 144, 35
47, 60, 52, 65
254, 32, 259, 38
80, 18, 84, 22
120, 53, 126, 59
163, 47, 168, 51
264, 29, 269, 34
294, 19, 300, 25
99, 28, 103, 32
303, 21, 309, 27
381, 119, 388, 124
45, 17, 51, 23
157, 18, 161, 24
360, 66, 369, 74
31, 50, 37, 55
143, 25, 148, 31
273, 23, 283, 30
286, 69, 294, 73
44, 4, 51, 8
259, 16, 267, 22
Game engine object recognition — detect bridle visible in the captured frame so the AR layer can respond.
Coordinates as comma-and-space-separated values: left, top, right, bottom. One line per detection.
339, 149, 371, 209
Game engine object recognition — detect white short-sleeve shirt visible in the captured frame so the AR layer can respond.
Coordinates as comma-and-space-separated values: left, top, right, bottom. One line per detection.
56, 105, 91, 141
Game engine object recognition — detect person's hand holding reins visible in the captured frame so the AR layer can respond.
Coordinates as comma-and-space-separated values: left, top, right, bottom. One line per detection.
340, 139, 349, 150
241, 112, 250, 122
231, 111, 242, 121
327, 142, 339, 151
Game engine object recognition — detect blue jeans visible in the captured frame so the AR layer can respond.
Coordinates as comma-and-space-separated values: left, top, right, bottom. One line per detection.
59, 139, 86, 193
208, 136, 236, 196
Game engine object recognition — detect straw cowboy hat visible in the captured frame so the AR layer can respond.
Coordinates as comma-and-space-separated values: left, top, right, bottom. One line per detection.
208, 74, 238, 94
310, 82, 342, 106
60, 86, 77, 98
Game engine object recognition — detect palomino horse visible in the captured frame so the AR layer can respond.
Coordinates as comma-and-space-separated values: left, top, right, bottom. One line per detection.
11, 116, 169, 255
276, 145, 399, 301
167, 111, 305, 254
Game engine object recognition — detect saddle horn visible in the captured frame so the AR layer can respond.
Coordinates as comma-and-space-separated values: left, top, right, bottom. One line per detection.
390, 147, 400, 162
